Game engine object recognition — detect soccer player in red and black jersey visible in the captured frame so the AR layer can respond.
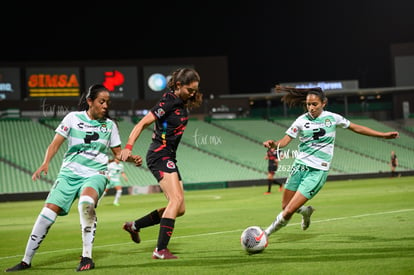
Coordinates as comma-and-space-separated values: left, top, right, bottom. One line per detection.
390, 150, 399, 177
120, 68, 202, 259
264, 147, 283, 194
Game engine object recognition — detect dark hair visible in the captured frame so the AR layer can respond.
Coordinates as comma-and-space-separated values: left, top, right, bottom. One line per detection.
167, 68, 203, 109
78, 84, 110, 111
275, 85, 327, 108
78, 84, 113, 120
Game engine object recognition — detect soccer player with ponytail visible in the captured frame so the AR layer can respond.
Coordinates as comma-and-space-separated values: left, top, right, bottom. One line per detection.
263, 85, 399, 238
120, 68, 202, 259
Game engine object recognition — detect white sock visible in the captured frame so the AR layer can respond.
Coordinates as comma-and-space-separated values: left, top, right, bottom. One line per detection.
78, 196, 96, 259
114, 190, 122, 204
265, 212, 288, 236
22, 207, 57, 264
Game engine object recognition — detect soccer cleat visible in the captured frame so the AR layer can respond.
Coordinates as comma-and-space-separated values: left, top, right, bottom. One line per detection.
113, 202, 120, 206
5, 261, 31, 272
76, 256, 95, 272
301, 206, 315, 231
264, 192, 271, 195
123, 221, 141, 243
152, 248, 178, 259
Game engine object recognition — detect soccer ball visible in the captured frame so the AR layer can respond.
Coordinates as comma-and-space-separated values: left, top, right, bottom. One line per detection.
240, 226, 268, 254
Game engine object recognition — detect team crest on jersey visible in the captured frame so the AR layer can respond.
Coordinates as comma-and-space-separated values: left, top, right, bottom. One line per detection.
99, 125, 108, 133
325, 119, 332, 127
155, 108, 165, 118
166, 160, 176, 169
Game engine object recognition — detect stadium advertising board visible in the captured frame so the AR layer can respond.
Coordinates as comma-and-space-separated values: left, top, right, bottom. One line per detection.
275, 80, 359, 92
84, 66, 139, 99
143, 65, 194, 100
0, 67, 21, 100
26, 67, 81, 98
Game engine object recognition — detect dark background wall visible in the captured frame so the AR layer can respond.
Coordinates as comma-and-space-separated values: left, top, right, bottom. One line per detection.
1, 1, 414, 94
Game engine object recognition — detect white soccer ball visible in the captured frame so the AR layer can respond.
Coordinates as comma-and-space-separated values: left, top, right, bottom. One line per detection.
240, 226, 268, 254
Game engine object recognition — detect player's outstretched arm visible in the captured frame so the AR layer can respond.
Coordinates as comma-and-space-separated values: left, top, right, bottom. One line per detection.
348, 123, 399, 139
263, 135, 292, 149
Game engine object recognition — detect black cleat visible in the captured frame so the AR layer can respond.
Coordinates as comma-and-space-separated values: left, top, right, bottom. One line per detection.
76, 256, 95, 272
5, 261, 31, 272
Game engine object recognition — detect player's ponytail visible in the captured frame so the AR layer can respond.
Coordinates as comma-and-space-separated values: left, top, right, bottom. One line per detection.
275, 85, 326, 108
78, 84, 113, 120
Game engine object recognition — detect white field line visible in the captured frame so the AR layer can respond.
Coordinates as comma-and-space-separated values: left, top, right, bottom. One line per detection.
1, 208, 413, 261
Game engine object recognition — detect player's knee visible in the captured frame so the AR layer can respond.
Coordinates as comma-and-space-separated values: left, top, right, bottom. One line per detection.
78, 196, 96, 220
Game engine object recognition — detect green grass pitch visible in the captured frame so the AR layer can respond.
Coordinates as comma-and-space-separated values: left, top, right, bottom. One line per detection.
1, 176, 413, 274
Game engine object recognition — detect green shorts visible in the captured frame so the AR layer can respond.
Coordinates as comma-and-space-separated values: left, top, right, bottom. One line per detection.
285, 164, 328, 199
45, 174, 108, 216
106, 180, 121, 189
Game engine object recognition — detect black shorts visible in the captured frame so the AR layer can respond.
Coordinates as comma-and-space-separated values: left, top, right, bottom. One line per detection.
268, 163, 278, 173
146, 152, 182, 182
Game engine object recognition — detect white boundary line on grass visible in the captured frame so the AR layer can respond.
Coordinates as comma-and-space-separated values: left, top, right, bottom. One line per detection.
1, 208, 413, 261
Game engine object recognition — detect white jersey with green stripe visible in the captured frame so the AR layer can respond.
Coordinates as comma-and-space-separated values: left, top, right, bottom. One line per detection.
285, 110, 350, 171
55, 111, 121, 178
108, 161, 124, 184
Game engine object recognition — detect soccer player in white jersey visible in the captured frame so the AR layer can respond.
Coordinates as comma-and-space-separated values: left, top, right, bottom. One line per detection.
99, 158, 128, 206
263, 85, 399, 237
5, 84, 142, 272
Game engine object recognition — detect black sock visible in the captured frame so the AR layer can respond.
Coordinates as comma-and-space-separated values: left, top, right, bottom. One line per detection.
134, 209, 161, 230
267, 180, 272, 192
156, 218, 175, 251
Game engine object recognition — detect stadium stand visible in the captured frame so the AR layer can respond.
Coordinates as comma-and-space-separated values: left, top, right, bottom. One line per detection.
1, 116, 413, 201
404, 126, 414, 134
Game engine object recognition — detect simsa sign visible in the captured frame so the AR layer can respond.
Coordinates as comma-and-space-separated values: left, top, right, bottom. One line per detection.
26, 67, 81, 97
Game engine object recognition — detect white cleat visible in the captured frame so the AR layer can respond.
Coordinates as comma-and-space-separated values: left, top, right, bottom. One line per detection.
301, 206, 315, 231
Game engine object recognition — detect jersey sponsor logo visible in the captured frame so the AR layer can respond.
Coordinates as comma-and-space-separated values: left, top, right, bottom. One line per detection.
84, 132, 99, 144
312, 128, 326, 140
60, 124, 69, 132
166, 160, 176, 169
77, 122, 106, 132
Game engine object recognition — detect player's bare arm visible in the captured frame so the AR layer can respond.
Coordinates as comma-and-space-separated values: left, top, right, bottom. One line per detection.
263, 135, 292, 149
348, 123, 399, 139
